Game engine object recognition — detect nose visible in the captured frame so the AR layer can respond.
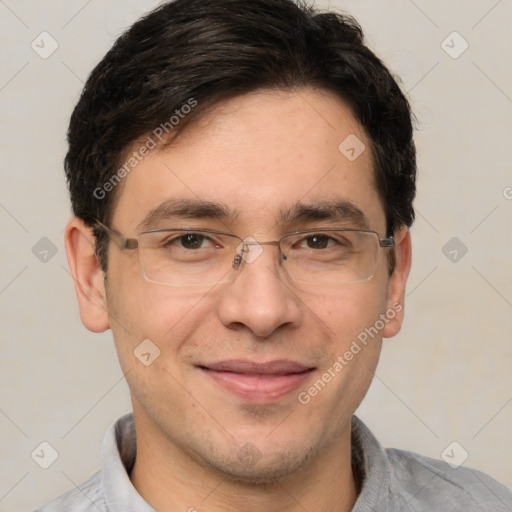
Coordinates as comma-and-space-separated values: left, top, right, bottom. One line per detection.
216, 243, 302, 338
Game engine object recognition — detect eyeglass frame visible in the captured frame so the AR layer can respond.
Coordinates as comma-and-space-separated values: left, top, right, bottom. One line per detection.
93, 219, 395, 286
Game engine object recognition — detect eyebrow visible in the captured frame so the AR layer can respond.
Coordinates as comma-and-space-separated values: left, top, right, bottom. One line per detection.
279, 200, 369, 229
137, 199, 239, 231
136, 198, 369, 232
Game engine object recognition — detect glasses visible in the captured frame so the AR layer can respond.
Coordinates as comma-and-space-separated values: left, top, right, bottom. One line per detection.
95, 221, 394, 287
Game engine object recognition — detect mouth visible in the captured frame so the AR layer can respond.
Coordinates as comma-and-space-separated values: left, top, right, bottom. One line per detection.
197, 360, 316, 403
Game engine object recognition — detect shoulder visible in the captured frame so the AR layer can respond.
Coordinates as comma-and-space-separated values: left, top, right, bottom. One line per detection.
34, 471, 105, 512
386, 447, 512, 511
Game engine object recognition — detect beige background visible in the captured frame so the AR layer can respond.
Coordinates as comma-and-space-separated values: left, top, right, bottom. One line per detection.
0, 1, 511, 510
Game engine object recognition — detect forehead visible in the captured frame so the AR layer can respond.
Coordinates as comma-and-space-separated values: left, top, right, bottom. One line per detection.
112, 88, 385, 233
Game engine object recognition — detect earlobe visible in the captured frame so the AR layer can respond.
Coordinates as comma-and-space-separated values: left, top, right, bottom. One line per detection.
382, 226, 412, 339
64, 217, 110, 333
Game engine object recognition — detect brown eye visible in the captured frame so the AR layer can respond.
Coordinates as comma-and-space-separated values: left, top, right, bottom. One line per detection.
305, 235, 331, 249
179, 233, 206, 249
160, 233, 211, 250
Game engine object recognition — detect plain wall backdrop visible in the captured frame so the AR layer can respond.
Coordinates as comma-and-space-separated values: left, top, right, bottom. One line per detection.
0, 1, 511, 510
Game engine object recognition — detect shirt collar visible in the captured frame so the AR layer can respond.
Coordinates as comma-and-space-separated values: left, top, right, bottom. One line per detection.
102, 413, 156, 511
100, 413, 390, 511
351, 415, 392, 511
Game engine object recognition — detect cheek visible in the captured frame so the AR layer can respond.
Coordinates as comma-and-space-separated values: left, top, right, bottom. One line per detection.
305, 278, 389, 345
307, 284, 387, 393
106, 267, 218, 366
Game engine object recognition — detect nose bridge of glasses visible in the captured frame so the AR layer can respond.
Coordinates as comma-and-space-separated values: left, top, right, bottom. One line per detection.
232, 239, 283, 270
243, 240, 280, 247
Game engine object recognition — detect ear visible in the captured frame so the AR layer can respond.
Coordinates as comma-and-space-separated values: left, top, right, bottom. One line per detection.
64, 217, 110, 333
382, 225, 411, 338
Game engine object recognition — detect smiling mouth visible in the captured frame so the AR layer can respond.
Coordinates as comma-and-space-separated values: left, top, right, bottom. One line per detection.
198, 360, 315, 403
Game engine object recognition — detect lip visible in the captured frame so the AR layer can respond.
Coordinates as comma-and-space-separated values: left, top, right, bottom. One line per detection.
198, 359, 315, 403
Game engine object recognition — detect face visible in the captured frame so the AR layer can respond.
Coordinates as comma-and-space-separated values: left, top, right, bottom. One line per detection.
68, 88, 410, 482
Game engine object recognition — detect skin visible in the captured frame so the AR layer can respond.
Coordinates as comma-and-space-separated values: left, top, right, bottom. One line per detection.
65, 88, 411, 512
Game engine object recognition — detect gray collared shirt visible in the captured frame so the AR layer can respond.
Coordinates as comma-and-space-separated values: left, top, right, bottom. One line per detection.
36, 413, 512, 511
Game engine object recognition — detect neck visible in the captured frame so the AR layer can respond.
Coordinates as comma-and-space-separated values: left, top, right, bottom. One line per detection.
129, 411, 358, 512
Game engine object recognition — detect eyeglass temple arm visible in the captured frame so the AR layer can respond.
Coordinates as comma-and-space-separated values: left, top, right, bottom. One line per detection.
380, 236, 395, 248
93, 219, 138, 250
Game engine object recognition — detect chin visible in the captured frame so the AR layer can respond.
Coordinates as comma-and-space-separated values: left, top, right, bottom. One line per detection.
213, 456, 307, 485
195, 440, 319, 485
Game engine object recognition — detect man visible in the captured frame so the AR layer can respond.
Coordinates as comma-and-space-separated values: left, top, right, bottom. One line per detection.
37, 0, 512, 510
